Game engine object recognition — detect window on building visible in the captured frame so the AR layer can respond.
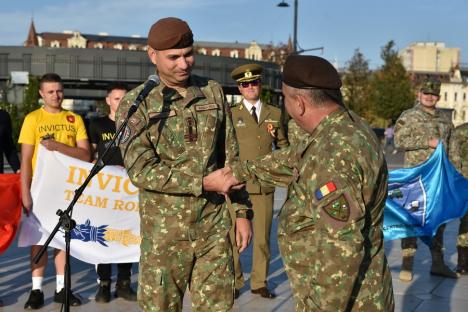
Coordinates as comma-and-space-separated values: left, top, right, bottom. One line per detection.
463, 110, 466, 121
230, 50, 239, 58
454, 92, 458, 102
454, 110, 457, 119
444, 92, 447, 101
113, 44, 123, 50
212, 49, 220, 56
50, 40, 60, 48
464, 93, 466, 101
198, 48, 207, 55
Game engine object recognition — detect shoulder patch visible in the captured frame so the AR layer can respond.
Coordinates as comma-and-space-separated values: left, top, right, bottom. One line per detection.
322, 195, 350, 222
117, 125, 132, 144
315, 181, 337, 200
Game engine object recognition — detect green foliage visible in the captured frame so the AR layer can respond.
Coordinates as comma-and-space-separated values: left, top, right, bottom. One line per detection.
261, 85, 274, 106
22, 75, 40, 116
342, 49, 375, 122
95, 100, 110, 116
0, 75, 41, 145
368, 41, 415, 122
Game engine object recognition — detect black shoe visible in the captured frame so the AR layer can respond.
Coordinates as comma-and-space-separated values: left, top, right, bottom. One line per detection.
115, 279, 137, 301
95, 281, 111, 303
251, 287, 276, 299
24, 290, 44, 310
53, 288, 82, 306
234, 289, 240, 299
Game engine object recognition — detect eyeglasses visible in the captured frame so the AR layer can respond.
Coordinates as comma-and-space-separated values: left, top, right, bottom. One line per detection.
239, 80, 260, 88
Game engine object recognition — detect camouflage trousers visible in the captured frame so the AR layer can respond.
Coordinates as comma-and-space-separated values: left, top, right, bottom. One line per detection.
278, 229, 394, 312
138, 226, 234, 312
458, 213, 468, 247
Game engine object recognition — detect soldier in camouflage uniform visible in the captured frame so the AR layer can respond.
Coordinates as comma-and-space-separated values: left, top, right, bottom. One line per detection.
210, 55, 395, 311
394, 78, 458, 281
115, 17, 252, 312
452, 123, 468, 274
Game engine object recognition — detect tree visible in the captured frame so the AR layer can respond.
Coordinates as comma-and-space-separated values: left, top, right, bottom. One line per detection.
342, 49, 374, 121
368, 41, 414, 123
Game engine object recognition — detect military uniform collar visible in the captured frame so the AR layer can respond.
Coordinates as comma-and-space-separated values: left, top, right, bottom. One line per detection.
156, 77, 206, 107
310, 107, 347, 139
242, 99, 262, 114
415, 103, 438, 116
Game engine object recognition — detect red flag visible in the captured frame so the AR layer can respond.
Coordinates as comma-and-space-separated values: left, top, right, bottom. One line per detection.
0, 173, 22, 254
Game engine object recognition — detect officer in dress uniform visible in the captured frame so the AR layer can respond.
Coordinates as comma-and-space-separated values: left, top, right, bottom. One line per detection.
229, 64, 288, 298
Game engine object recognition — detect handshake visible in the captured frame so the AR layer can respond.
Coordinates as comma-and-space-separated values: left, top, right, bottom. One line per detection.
203, 166, 244, 194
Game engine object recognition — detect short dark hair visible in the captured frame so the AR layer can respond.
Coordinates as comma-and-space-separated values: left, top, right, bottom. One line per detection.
106, 82, 128, 95
39, 73, 63, 89
294, 88, 343, 107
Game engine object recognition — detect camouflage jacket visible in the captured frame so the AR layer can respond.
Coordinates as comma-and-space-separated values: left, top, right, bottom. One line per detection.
232, 108, 393, 310
453, 122, 468, 178
394, 104, 459, 168
116, 75, 250, 240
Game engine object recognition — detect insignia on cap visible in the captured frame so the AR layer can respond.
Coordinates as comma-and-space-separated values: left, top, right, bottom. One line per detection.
315, 181, 337, 200
245, 71, 252, 78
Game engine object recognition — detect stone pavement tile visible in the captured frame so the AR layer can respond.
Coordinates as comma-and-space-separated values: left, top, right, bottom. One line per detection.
432, 276, 468, 301
414, 297, 468, 312
394, 293, 423, 312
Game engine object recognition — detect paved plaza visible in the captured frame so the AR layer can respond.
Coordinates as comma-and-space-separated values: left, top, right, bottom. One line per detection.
1, 151, 467, 311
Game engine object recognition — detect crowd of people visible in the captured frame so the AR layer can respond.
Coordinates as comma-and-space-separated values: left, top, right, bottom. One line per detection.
0, 16, 467, 312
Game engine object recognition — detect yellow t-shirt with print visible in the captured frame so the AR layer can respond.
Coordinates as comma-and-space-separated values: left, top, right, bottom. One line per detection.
18, 108, 88, 171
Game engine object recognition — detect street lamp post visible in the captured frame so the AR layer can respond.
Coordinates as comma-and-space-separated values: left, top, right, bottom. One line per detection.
277, 0, 298, 53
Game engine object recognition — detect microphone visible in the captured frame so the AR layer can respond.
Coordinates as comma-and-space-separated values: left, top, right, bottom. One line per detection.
128, 75, 160, 116
132, 74, 160, 107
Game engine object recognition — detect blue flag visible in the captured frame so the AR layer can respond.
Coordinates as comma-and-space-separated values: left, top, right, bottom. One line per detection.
383, 143, 468, 241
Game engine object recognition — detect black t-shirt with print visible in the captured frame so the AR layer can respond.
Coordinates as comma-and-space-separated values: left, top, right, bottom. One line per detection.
88, 116, 123, 166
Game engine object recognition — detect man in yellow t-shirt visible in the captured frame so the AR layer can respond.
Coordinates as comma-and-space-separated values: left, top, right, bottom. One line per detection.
18, 73, 90, 310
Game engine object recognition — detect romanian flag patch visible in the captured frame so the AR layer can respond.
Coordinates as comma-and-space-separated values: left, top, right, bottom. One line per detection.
315, 181, 337, 200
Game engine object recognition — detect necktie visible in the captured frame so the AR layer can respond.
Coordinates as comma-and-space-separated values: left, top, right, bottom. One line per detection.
251, 106, 258, 124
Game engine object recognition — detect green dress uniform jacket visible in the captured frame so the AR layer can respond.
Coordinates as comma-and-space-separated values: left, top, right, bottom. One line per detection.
232, 108, 394, 311
116, 75, 250, 312
230, 101, 288, 290
231, 101, 288, 193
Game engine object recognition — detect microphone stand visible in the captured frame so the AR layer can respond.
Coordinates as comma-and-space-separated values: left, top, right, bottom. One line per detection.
33, 105, 139, 312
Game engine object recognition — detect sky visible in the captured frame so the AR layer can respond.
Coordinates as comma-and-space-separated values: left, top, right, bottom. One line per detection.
1, 0, 467, 69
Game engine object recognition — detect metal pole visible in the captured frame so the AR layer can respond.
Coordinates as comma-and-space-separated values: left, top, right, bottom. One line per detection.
293, 0, 298, 53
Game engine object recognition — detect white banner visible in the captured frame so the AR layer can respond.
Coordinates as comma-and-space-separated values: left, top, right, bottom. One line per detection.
18, 146, 140, 264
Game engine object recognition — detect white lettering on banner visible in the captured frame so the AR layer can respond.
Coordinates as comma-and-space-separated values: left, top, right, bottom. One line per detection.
17, 146, 141, 264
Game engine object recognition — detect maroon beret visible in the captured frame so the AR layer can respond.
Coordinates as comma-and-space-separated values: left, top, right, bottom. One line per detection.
147, 17, 194, 50
282, 55, 342, 90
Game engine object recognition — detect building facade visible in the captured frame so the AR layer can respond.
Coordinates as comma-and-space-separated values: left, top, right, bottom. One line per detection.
24, 21, 292, 65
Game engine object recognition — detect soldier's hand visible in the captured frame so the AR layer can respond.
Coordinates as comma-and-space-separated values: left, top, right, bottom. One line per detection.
428, 138, 439, 149
203, 167, 242, 194
235, 218, 252, 253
